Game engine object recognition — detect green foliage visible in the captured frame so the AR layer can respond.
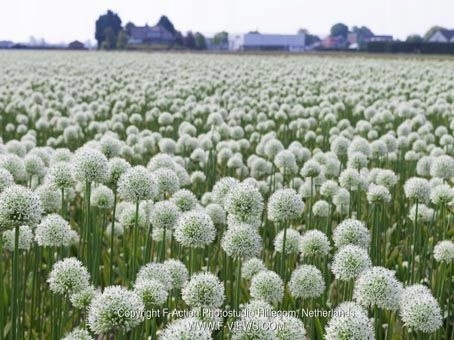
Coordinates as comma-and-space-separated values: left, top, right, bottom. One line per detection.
116, 31, 128, 50
330, 23, 349, 38
95, 10, 122, 49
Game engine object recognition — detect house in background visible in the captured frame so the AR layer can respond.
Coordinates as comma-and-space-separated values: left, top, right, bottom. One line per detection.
68, 40, 86, 50
128, 24, 174, 45
229, 32, 306, 52
0, 40, 14, 49
427, 28, 454, 42
368, 35, 393, 42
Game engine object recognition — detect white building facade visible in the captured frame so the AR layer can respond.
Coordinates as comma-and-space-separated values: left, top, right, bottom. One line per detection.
229, 32, 306, 52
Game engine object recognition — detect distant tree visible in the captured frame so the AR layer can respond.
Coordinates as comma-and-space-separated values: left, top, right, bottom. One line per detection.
95, 10, 122, 48
330, 23, 349, 38
174, 31, 184, 46
194, 32, 207, 50
298, 28, 320, 46
101, 27, 117, 50
352, 25, 374, 41
117, 30, 128, 49
213, 31, 228, 46
406, 34, 423, 43
423, 26, 445, 41
125, 22, 135, 37
183, 31, 196, 49
157, 15, 176, 36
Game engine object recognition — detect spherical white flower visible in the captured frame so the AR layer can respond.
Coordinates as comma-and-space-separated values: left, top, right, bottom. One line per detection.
182, 272, 224, 308
404, 177, 430, 203
289, 265, 325, 299
222, 223, 262, 258
47, 257, 90, 295
333, 219, 370, 249
0, 185, 42, 231
331, 245, 372, 281
175, 211, 216, 248
118, 166, 157, 202
325, 302, 374, 340
399, 284, 442, 333
87, 286, 145, 334
158, 317, 212, 340
136, 262, 173, 291
433, 240, 454, 263
152, 168, 180, 196
163, 259, 189, 289
231, 316, 277, 340
267, 188, 304, 222
430, 184, 454, 206
274, 150, 298, 175
149, 200, 180, 230
299, 230, 331, 258
250, 270, 284, 305
0, 154, 27, 182
70, 285, 97, 310
242, 258, 267, 280
273, 228, 301, 255
107, 157, 131, 187
73, 147, 109, 183
35, 213, 74, 247
225, 183, 264, 223
366, 184, 391, 204
375, 169, 398, 189
312, 200, 330, 217
274, 315, 307, 340
320, 180, 339, 198
408, 203, 434, 223
2, 225, 33, 252
212, 177, 239, 206
169, 189, 198, 212
205, 203, 226, 225
0, 168, 14, 193
91, 185, 114, 210
35, 184, 62, 213
24, 154, 46, 178
134, 279, 168, 309
300, 160, 322, 178
430, 155, 454, 179
353, 266, 403, 310
62, 328, 93, 340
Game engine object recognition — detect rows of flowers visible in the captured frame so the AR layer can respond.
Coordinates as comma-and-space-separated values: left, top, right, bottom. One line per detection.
0, 51, 452, 339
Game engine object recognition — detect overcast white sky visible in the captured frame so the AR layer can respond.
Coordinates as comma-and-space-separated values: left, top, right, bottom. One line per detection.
1, 0, 453, 44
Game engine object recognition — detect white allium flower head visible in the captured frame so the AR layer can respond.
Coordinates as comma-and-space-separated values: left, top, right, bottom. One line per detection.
149, 200, 180, 230
24, 154, 46, 177
47, 161, 76, 190
348, 136, 370, 158
152, 168, 180, 196
250, 270, 284, 305
117, 203, 147, 229
170, 189, 198, 212
205, 203, 226, 225
222, 223, 262, 258
274, 315, 307, 340
404, 177, 430, 203
0, 184, 42, 231
0, 154, 27, 182
366, 184, 391, 204
289, 265, 325, 299
430, 184, 454, 206
158, 317, 212, 340
36, 184, 62, 213
408, 203, 434, 223
175, 210, 216, 248
325, 302, 374, 340
107, 157, 131, 187
264, 138, 284, 160
182, 272, 224, 308
70, 285, 97, 310
136, 262, 173, 291
163, 259, 189, 289
347, 152, 368, 170
100, 135, 122, 159
333, 219, 370, 249
47, 257, 90, 295
2, 225, 34, 252
212, 177, 239, 206
430, 155, 454, 179
433, 240, 454, 263
231, 316, 277, 340
91, 185, 114, 210
320, 180, 339, 198
312, 199, 330, 217
375, 169, 398, 189
274, 150, 298, 175
273, 228, 301, 255
134, 279, 168, 309
35, 213, 74, 247
118, 166, 157, 202
242, 258, 267, 280
399, 284, 442, 333
331, 245, 372, 281
299, 230, 331, 258
62, 328, 93, 340
0, 168, 14, 193
225, 182, 264, 223
353, 266, 403, 310
87, 286, 145, 334
267, 188, 304, 222
300, 159, 322, 178
73, 147, 109, 183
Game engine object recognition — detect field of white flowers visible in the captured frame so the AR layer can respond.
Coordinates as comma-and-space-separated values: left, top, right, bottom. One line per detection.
0, 51, 452, 340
